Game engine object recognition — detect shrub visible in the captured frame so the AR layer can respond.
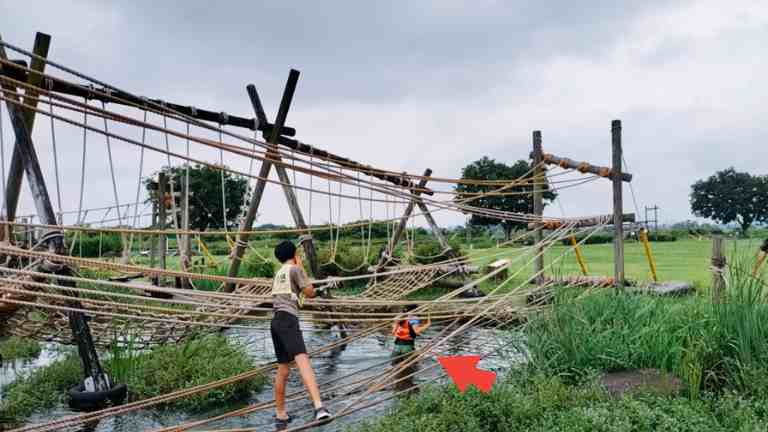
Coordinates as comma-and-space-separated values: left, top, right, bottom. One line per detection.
69, 232, 124, 257
242, 252, 276, 278
0, 354, 82, 426
560, 233, 613, 246
319, 245, 376, 276
0, 336, 42, 363
408, 241, 465, 265
114, 335, 264, 411
358, 371, 768, 432
0, 336, 264, 427
649, 232, 678, 242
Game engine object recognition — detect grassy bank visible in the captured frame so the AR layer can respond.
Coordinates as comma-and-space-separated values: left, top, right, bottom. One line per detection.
0, 337, 41, 363
358, 372, 768, 432
0, 335, 264, 428
358, 253, 768, 431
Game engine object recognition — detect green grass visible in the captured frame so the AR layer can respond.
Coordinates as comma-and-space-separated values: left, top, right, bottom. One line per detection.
525, 254, 768, 396
357, 253, 768, 432
0, 337, 42, 363
0, 335, 264, 428
355, 371, 768, 432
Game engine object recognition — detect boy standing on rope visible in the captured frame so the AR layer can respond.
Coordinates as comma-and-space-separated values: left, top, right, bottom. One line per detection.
271, 239, 332, 427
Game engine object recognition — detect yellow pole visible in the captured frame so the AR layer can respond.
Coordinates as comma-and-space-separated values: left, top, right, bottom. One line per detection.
640, 228, 658, 282
569, 234, 589, 276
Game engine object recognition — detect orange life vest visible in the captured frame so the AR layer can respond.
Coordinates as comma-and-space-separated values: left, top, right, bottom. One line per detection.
394, 321, 416, 343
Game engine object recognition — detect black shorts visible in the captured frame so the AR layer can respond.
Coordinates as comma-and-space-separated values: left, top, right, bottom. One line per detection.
270, 311, 307, 364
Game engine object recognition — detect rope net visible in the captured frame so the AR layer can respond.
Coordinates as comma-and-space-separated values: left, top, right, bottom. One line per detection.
0, 36, 637, 432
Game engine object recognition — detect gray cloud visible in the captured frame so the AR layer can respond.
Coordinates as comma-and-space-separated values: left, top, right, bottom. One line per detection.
2, 0, 767, 231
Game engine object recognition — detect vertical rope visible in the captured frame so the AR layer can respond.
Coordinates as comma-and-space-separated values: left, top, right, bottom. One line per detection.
218, 129, 228, 232
76, 98, 88, 226
100, 101, 123, 227
0, 101, 6, 218
308, 149, 313, 226
127, 110, 148, 255
47, 92, 63, 220
132, 111, 148, 229
327, 177, 334, 258
184, 122, 191, 248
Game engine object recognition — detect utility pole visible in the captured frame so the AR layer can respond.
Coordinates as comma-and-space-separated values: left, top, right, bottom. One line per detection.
532, 131, 544, 285
611, 120, 625, 291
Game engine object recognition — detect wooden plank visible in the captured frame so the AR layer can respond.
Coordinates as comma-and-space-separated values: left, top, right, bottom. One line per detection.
527, 213, 635, 230
3, 32, 50, 227
0, 61, 296, 136
612, 120, 625, 291
540, 152, 633, 182
532, 131, 544, 284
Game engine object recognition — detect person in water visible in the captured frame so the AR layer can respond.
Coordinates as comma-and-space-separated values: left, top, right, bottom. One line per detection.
271, 239, 332, 428
391, 306, 431, 358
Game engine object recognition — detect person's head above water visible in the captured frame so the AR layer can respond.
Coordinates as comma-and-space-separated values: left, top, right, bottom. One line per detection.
274, 240, 297, 264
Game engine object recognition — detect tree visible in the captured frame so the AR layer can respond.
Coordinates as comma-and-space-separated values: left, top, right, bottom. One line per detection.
690, 168, 768, 236
454, 157, 556, 239
146, 164, 251, 230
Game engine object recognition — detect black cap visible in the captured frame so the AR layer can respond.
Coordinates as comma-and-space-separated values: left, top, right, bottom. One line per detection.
274, 240, 297, 263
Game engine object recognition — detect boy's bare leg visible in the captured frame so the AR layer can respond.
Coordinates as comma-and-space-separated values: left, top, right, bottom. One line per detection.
294, 353, 323, 408
275, 364, 291, 418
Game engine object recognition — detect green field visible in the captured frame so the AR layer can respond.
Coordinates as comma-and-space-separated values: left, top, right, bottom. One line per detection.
461, 237, 765, 290
125, 237, 765, 293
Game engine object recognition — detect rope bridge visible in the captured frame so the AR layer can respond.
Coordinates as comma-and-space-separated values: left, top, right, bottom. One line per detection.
0, 32, 639, 432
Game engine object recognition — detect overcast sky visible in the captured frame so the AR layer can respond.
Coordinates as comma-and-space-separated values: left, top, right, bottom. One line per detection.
2, 0, 767, 230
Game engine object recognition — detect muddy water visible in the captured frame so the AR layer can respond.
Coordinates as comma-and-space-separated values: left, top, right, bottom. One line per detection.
1, 323, 524, 432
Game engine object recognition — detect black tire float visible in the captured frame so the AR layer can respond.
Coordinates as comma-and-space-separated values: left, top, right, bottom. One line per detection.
68, 383, 128, 411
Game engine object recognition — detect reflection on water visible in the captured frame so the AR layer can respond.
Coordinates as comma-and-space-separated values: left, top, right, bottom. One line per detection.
1, 322, 525, 432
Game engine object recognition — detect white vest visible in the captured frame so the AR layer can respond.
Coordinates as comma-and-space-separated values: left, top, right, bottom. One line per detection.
273, 263, 299, 301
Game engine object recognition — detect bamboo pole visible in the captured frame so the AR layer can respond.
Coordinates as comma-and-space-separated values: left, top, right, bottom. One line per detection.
569, 234, 589, 276
639, 228, 658, 282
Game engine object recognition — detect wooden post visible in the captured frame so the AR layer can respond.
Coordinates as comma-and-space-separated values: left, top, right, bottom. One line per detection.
532, 130, 544, 284
157, 173, 168, 285
2, 33, 50, 228
612, 120, 625, 291
376, 168, 432, 269
269, 72, 321, 278
712, 236, 726, 304
0, 35, 111, 392
226, 71, 324, 290
224, 86, 275, 292
415, 200, 452, 254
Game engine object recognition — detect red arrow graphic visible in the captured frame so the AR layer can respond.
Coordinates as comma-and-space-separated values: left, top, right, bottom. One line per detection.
437, 355, 496, 393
